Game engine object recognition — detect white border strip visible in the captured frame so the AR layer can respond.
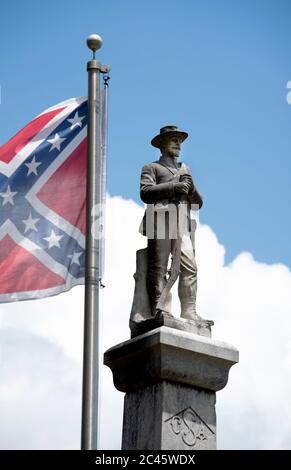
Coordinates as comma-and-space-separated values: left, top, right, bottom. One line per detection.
0, 277, 84, 303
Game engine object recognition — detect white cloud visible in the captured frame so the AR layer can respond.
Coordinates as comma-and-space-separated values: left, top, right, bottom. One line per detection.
0, 328, 81, 449
0, 195, 291, 449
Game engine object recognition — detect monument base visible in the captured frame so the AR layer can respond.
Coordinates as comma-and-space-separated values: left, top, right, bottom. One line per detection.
130, 311, 214, 338
122, 381, 216, 450
104, 326, 238, 450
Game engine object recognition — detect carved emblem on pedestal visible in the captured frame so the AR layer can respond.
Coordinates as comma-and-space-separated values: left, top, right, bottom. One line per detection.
165, 407, 215, 448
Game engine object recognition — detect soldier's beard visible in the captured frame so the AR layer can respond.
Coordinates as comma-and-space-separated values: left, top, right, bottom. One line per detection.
165, 147, 180, 158
169, 150, 180, 158
161, 147, 180, 159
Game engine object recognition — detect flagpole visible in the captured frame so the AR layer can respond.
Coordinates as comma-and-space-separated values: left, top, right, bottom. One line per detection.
81, 34, 109, 450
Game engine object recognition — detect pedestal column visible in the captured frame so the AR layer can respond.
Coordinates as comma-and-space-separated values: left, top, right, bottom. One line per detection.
104, 326, 238, 450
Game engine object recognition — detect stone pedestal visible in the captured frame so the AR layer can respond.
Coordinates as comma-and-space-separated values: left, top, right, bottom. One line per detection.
104, 326, 238, 450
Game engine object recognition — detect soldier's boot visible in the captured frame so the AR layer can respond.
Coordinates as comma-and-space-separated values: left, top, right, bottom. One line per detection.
180, 298, 204, 322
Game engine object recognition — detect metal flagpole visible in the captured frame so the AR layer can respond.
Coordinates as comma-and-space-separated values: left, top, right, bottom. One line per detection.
81, 34, 110, 450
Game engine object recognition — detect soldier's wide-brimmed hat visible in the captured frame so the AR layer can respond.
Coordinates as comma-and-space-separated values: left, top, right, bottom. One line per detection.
151, 125, 188, 148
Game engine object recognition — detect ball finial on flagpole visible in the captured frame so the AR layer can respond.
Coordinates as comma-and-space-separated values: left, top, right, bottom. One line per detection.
87, 34, 103, 58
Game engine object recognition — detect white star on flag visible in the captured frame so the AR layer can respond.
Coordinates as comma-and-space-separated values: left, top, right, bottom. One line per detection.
68, 251, 83, 266
67, 111, 85, 130
25, 156, 42, 176
0, 185, 17, 206
22, 213, 40, 233
43, 230, 63, 249
47, 133, 66, 152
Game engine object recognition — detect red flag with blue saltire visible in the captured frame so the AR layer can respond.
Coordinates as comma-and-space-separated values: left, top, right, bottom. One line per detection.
0, 97, 87, 302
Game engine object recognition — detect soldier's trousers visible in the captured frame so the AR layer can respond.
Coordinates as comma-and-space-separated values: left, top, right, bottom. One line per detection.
146, 234, 198, 319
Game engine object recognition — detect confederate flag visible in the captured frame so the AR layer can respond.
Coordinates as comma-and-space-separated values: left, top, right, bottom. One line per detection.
0, 98, 87, 302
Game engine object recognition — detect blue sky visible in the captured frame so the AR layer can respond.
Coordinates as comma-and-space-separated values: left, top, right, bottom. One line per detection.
1, 0, 291, 267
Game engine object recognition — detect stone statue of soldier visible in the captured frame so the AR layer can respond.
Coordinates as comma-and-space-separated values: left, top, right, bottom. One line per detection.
130, 125, 211, 336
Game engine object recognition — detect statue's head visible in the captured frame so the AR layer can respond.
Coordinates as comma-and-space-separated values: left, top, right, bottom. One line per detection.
151, 125, 188, 158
